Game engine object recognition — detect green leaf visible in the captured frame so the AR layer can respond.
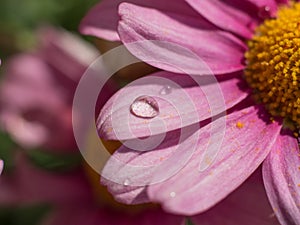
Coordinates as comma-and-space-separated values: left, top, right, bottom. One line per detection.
0, 204, 50, 225
185, 218, 195, 225
0, 131, 17, 171
27, 149, 82, 172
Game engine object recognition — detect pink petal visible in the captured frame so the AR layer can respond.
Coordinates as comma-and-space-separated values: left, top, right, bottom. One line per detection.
79, 0, 201, 41
101, 177, 149, 205
79, 0, 121, 41
191, 168, 280, 225
185, 0, 277, 39
263, 131, 300, 225
99, 106, 281, 213
38, 27, 99, 82
118, 3, 246, 75
100, 125, 198, 202
98, 71, 249, 140
0, 160, 3, 175
147, 106, 282, 215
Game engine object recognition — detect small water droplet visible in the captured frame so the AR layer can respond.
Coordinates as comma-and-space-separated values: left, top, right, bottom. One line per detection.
159, 85, 172, 95
123, 179, 130, 186
170, 191, 176, 198
258, 6, 271, 19
130, 96, 159, 119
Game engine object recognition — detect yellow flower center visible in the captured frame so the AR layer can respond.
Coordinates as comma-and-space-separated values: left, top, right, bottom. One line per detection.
245, 2, 300, 130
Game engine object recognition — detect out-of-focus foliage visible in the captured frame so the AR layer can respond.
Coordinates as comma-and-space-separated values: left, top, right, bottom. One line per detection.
0, 0, 98, 58
186, 218, 195, 225
0, 131, 16, 171
27, 149, 81, 172
0, 205, 50, 225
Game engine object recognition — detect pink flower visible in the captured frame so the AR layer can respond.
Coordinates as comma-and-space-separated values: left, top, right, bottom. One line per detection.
0, 152, 279, 225
0, 27, 99, 152
0, 160, 3, 175
80, 0, 300, 224
0, 152, 183, 225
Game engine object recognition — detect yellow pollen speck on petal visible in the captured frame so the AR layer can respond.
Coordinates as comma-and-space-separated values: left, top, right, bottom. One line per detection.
245, 2, 300, 129
236, 121, 244, 129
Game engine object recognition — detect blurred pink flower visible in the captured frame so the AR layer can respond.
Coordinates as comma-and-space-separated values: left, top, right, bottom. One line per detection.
0, 152, 279, 225
0, 152, 183, 225
0, 27, 99, 152
80, 0, 300, 224
0, 160, 3, 175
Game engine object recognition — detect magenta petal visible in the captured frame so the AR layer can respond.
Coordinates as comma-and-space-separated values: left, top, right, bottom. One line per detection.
79, 0, 201, 41
79, 0, 121, 41
38, 27, 98, 80
185, 0, 277, 39
100, 125, 199, 203
101, 177, 149, 205
118, 3, 246, 75
147, 106, 282, 215
100, 106, 281, 214
0, 160, 3, 175
275, 0, 289, 4
186, 0, 252, 38
98, 71, 249, 140
262, 131, 300, 225
191, 168, 280, 225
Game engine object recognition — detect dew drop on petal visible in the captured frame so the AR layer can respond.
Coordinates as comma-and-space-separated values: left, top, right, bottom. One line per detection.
130, 96, 159, 119
258, 5, 271, 19
170, 192, 176, 198
159, 85, 172, 95
123, 179, 130, 186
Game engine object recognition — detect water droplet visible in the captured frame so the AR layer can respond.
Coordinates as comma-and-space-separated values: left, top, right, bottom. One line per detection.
258, 6, 271, 19
123, 179, 130, 186
130, 96, 159, 119
170, 192, 176, 198
159, 85, 172, 95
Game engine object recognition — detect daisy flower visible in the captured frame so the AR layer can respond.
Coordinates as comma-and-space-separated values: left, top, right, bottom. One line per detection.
80, 0, 300, 224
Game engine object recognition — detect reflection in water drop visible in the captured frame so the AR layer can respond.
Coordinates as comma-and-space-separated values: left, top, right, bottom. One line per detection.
130, 96, 159, 119
159, 85, 172, 95
258, 5, 271, 19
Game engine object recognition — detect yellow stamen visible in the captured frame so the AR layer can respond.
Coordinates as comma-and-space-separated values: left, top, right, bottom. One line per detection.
236, 121, 244, 129
245, 3, 300, 128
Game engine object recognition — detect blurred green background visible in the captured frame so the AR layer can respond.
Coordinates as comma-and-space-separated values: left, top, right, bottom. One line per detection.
0, 0, 98, 59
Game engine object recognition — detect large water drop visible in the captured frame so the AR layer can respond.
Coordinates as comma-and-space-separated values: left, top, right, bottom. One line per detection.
130, 96, 159, 119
